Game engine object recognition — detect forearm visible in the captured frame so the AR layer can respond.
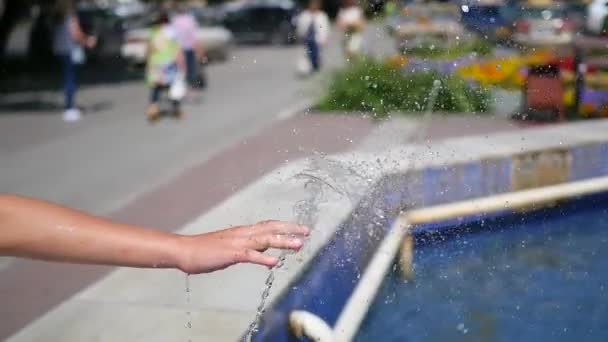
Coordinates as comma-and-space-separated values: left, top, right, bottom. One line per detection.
176, 49, 186, 71
70, 17, 89, 46
0, 194, 181, 269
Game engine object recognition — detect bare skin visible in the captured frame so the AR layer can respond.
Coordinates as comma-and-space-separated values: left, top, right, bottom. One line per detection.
69, 15, 96, 49
0, 194, 309, 274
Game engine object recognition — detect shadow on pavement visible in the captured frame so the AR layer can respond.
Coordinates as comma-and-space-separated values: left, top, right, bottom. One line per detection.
0, 98, 113, 114
0, 57, 144, 94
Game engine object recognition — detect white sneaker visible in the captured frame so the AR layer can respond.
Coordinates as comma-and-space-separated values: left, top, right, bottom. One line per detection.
62, 108, 82, 122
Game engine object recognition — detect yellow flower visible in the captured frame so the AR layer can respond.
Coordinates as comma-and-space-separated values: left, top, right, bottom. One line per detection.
563, 88, 575, 107
581, 103, 596, 116
385, 54, 408, 69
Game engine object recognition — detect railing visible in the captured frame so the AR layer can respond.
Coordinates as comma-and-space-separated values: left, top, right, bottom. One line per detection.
289, 175, 608, 341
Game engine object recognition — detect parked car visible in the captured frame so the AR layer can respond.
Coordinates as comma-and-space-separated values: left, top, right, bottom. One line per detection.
26, 1, 148, 62
512, 5, 577, 47
460, 3, 515, 42
121, 11, 233, 65
220, 0, 298, 45
586, 0, 608, 35
78, 4, 149, 62
391, 3, 468, 53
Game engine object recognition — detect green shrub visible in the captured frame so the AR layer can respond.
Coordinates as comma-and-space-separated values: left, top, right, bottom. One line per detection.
317, 60, 491, 118
403, 39, 494, 59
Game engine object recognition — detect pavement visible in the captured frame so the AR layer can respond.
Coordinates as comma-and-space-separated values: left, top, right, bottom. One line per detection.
1, 22, 529, 341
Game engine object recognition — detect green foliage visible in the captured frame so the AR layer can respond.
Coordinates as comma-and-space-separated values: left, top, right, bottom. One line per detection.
403, 39, 494, 60
317, 60, 491, 118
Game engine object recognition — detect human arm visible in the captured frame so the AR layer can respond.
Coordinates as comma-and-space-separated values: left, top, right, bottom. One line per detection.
0, 194, 309, 274
190, 15, 206, 63
176, 48, 187, 72
69, 15, 96, 48
295, 12, 308, 39
336, 10, 345, 30
319, 13, 331, 45
354, 9, 366, 31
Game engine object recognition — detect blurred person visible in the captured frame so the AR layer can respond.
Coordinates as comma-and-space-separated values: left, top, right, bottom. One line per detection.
52, 0, 97, 122
336, 0, 365, 60
296, 0, 330, 74
146, 12, 186, 122
384, 0, 398, 17
0, 194, 309, 274
172, 5, 205, 90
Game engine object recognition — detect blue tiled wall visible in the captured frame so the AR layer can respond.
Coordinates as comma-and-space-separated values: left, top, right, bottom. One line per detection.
251, 141, 608, 341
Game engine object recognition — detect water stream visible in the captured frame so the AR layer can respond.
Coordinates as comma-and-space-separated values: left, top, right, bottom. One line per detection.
243, 152, 371, 341
243, 79, 442, 341
185, 275, 192, 342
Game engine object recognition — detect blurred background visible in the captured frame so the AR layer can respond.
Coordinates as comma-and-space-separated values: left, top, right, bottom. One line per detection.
1, 0, 606, 116
2, 0, 608, 340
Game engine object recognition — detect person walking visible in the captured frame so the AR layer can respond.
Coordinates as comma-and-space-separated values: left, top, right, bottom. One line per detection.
172, 5, 205, 90
336, 0, 365, 61
52, 0, 96, 122
296, 0, 330, 74
146, 12, 186, 122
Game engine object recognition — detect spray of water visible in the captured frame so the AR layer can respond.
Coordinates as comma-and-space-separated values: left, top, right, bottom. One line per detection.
185, 275, 192, 342
244, 152, 368, 341
243, 80, 442, 341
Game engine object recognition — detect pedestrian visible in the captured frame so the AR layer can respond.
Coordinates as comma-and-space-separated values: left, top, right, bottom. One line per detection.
172, 4, 205, 91
52, 0, 96, 122
0, 194, 309, 274
336, 0, 365, 61
296, 0, 330, 74
146, 11, 186, 122
384, 0, 398, 18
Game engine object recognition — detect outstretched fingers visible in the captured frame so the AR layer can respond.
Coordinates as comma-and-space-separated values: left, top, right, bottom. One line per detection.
246, 234, 303, 252
253, 220, 310, 237
225, 220, 311, 269
237, 249, 279, 268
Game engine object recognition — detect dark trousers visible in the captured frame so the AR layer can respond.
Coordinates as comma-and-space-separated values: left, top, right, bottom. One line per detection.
61, 54, 77, 109
150, 85, 180, 112
306, 40, 320, 72
184, 49, 197, 86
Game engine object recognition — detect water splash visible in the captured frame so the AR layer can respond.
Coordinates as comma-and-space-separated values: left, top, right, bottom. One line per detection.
244, 80, 442, 341
244, 153, 369, 341
185, 274, 192, 342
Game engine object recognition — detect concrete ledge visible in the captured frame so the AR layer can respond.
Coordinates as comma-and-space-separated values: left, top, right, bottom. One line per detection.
253, 119, 608, 341
9, 120, 608, 342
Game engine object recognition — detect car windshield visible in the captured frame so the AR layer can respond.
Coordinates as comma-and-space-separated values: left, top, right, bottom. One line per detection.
464, 6, 500, 17
192, 10, 218, 27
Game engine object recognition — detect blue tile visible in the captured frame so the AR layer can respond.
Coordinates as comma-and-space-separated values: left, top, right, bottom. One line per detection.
570, 144, 603, 181
463, 162, 483, 199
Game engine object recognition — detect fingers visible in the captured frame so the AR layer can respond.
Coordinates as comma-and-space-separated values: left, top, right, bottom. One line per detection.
246, 234, 303, 251
239, 221, 309, 251
237, 249, 278, 268
253, 220, 310, 237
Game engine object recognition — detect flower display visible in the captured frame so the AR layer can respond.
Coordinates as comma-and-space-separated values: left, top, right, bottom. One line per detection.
385, 48, 608, 118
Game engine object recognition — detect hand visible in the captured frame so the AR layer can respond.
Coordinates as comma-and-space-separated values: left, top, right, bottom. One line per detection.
86, 36, 97, 49
176, 220, 310, 274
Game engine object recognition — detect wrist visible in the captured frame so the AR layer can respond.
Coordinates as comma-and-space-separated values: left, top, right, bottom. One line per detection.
159, 233, 187, 271
170, 234, 193, 273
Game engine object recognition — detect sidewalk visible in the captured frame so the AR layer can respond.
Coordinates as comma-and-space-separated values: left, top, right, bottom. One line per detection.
3, 114, 523, 342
